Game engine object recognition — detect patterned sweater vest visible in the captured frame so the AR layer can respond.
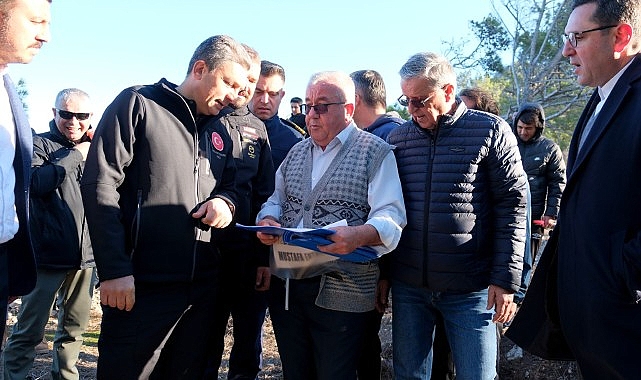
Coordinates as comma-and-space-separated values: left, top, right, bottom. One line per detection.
279, 128, 391, 312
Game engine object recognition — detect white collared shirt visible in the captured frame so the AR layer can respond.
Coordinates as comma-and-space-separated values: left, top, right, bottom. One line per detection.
0, 68, 19, 244
595, 57, 636, 116
258, 122, 407, 255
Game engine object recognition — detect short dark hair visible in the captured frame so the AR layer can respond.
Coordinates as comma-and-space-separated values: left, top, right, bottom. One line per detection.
350, 70, 387, 108
518, 109, 543, 129
260, 60, 285, 81
290, 97, 303, 104
572, 0, 641, 49
186, 35, 251, 76
459, 87, 500, 115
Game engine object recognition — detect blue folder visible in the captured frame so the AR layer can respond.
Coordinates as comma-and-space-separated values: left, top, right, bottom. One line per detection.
235, 223, 378, 263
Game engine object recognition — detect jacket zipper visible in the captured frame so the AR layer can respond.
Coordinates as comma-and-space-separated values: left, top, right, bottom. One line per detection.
422, 130, 437, 288
167, 84, 201, 282
130, 189, 143, 259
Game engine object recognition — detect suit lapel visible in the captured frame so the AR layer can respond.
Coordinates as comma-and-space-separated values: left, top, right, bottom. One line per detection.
3, 74, 32, 198
567, 56, 641, 181
566, 90, 599, 175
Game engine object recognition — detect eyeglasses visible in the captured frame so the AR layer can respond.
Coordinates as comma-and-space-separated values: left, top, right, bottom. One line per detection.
397, 93, 436, 108
301, 102, 345, 115
562, 25, 618, 48
56, 109, 91, 121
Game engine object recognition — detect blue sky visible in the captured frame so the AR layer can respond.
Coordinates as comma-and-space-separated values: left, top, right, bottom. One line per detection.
9, 0, 494, 132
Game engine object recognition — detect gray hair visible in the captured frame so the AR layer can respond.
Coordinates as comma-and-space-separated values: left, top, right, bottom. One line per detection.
307, 71, 355, 104
399, 52, 457, 91
242, 43, 260, 64
572, 0, 641, 49
186, 35, 251, 76
54, 88, 91, 109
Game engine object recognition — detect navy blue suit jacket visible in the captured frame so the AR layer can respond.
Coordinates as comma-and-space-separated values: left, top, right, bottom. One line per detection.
3, 74, 36, 297
507, 55, 641, 378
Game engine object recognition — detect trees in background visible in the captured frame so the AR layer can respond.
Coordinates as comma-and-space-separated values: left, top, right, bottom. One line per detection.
445, 0, 588, 151
17, 78, 29, 115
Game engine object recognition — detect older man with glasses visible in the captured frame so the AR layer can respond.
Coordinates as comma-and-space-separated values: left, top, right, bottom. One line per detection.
386, 52, 528, 380
3, 88, 96, 380
255, 71, 406, 380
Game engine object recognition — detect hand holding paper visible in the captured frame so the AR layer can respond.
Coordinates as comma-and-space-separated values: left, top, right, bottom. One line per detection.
237, 220, 378, 263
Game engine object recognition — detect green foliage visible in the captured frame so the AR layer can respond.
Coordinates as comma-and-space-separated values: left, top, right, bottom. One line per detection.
16, 78, 29, 115
386, 103, 410, 121
470, 15, 511, 73
447, 0, 590, 154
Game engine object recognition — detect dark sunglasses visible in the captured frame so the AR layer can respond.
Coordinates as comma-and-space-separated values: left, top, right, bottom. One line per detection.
57, 109, 91, 121
301, 102, 345, 115
397, 93, 436, 108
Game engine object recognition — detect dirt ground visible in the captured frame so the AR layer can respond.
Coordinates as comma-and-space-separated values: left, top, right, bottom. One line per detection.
1, 290, 582, 380
2, 235, 579, 380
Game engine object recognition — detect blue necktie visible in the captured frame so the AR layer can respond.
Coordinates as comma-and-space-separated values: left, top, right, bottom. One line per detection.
578, 94, 601, 152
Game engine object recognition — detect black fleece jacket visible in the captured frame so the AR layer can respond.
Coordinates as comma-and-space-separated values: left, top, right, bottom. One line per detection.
81, 79, 237, 284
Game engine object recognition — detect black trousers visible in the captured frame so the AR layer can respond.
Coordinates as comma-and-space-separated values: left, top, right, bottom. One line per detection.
97, 280, 218, 380
0, 243, 8, 347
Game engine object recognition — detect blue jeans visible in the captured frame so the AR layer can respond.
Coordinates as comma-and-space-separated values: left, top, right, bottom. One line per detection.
391, 282, 497, 380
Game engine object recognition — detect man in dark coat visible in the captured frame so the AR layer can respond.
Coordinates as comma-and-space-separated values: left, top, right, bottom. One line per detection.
507, 1, 641, 378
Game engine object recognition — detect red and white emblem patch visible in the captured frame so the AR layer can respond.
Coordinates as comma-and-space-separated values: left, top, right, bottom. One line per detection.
211, 132, 224, 151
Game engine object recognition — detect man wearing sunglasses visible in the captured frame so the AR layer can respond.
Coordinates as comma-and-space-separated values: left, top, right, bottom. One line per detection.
507, 1, 641, 378
387, 52, 528, 380
256, 71, 406, 379
0, 0, 51, 352
3, 88, 96, 380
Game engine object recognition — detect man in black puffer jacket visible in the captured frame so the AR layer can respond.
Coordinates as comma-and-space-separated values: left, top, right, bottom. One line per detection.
387, 52, 528, 380
513, 102, 566, 263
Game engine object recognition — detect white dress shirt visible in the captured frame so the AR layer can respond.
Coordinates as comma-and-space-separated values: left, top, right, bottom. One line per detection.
258, 123, 406, 255
0, 68, 19, 244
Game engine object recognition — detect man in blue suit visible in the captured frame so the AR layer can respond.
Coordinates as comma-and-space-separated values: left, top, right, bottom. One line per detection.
0, 0, 51, 343
507, 1, 641, 378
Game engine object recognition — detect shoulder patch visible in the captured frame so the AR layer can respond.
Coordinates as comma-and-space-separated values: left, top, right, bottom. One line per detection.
211, 131, 224, 151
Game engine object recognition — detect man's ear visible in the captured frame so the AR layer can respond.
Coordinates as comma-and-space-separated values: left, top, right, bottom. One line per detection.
51, 107, 57, 118
614, 23, 633, 55
354, 93, 362, 108
345, 103, 355, 117
443, 83, 456, 101
192, 60, 207, 80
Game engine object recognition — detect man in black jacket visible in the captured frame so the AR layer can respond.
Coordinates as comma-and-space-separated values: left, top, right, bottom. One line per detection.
512, 102, 566, 263
203, 45, 275, 380
3, 88, 96, 380
387, 52, 527, 379
81, 35, 249, 379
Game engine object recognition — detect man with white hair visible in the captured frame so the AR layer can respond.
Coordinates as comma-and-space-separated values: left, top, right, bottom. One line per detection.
256, 71, 406, 379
